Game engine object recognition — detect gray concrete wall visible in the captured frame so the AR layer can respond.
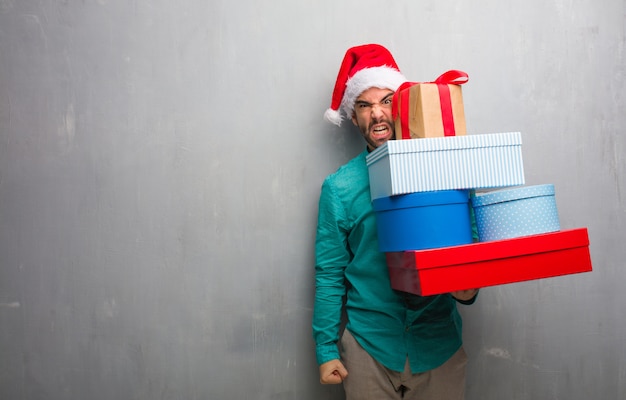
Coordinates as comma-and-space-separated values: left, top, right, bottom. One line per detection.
0, 1, 624, 399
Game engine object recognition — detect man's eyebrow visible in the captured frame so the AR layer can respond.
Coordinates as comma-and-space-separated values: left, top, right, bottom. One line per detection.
382, 93, 394, 101
355, 92, 395, 105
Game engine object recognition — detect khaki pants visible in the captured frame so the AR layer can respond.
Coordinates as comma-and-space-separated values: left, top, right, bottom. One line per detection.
340, 329, 468, 400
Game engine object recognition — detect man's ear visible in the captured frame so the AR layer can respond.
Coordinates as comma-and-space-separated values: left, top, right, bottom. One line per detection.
351, 113, 358, 126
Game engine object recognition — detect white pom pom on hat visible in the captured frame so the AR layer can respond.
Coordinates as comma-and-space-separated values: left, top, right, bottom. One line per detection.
324, 44, 407, 126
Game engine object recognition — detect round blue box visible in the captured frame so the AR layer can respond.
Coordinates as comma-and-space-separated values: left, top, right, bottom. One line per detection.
471, 184, 560, 242
372, 190, 473, 252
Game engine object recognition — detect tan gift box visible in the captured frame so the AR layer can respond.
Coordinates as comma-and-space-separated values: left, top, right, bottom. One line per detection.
393, 70, 468, 139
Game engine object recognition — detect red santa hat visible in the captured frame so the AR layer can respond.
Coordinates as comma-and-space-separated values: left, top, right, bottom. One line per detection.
324, 44, 407, 126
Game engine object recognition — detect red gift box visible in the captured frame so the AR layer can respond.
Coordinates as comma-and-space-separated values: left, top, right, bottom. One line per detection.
386, 228, 592, 296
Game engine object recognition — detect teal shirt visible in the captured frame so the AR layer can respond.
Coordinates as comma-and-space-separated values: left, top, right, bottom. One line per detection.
313, 149, 467, 373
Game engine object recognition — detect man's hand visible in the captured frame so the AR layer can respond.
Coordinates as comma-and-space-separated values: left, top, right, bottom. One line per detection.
451, 289, 479, 302
319, 359, 348, 385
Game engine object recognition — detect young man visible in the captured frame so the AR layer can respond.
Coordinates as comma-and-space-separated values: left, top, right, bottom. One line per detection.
313, 44, 478, 400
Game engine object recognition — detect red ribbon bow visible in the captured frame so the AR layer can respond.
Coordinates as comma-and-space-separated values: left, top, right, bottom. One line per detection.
392, 70, 469, 139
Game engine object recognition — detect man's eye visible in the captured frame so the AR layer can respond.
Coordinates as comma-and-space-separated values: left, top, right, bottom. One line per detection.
383, 98, 393, 105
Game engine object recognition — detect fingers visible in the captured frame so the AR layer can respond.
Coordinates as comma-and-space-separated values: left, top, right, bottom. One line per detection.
451, 288, 479, 301
335, 362, 348, 381
321, 371, 343, 385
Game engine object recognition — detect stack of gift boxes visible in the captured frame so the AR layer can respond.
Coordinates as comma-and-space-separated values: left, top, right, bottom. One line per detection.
367, 71, 593, 296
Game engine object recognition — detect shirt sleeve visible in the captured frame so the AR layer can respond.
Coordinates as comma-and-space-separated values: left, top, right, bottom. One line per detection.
469, 189, 479, 242
312, 178, 351, 365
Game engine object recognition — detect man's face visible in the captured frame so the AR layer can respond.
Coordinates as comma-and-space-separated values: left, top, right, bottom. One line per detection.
351, 87, 395, 151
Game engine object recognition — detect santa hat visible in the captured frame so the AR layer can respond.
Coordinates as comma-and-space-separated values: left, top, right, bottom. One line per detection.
324, 44, 407, 126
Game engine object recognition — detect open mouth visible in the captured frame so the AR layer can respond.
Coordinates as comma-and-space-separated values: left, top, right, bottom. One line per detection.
371, 123, 391, 137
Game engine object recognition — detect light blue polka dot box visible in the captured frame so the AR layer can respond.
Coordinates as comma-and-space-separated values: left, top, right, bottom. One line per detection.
471, 184, 560, 242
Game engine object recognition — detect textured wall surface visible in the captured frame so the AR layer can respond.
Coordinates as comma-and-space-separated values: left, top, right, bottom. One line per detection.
1, 1, 624, 399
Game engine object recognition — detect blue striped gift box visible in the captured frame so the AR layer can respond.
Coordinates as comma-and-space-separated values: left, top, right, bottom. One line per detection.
366, 132, 525, 200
